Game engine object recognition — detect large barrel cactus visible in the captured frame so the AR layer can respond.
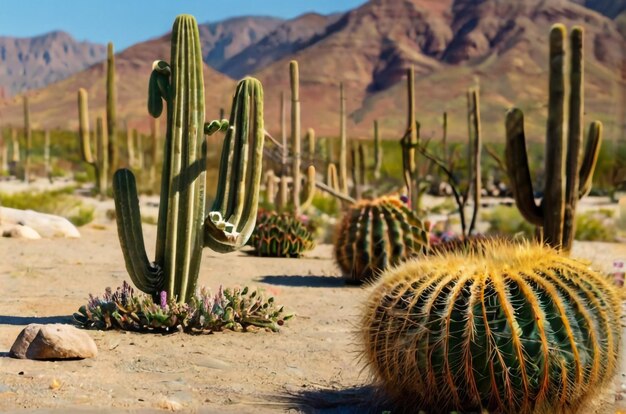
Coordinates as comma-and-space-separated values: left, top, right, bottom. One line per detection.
362, 241, 621, 413
113, 15, 264, 304
334, 196, 429, 284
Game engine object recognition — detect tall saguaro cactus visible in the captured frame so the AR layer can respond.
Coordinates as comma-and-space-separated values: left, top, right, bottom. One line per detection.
401, 67, 419, 209
113, 15, 265, 303
106, 42, 118, 172
373, 120, 382, 179
23, 96, 31, 182
339, 82, 348, 195
78, 88, 108, 196
506, 24, 602, 251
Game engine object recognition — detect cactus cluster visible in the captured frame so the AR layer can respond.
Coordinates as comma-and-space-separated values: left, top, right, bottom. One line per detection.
334, 196, 429, 284
249, 210, 315, 258
506, 24, 602, 251
113, 15, 265, 304
362, 241, 621, 413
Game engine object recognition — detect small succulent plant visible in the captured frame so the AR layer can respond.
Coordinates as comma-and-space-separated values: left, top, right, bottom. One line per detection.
248, 211, 315, 258
74, 281, 293, 333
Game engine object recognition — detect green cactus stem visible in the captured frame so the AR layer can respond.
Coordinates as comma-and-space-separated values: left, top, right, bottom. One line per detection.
505, 25, 602, 251
78, 88, 108, 195
125, 123, 135, 168
373, 120, 382, 179
23, 95, 31, 182
467, 88, 482, 235
44, 130, 51, 182
339, 82, 348, 195
0, 130, 7, 174
401, 66, 419, 209
106, 42, 118, 172
306, 128, 315, 165
113, 14, 265, 303
327, 163, 339, 194
290, 61, 302, 214
149, 117, 160, 189
10, 128, 19, 164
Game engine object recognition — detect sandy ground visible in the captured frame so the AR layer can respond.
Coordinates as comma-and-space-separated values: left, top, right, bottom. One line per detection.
0, 182, 624, 413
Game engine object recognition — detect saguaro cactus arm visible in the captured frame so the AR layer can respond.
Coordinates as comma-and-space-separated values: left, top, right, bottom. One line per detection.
578, 121, 602, 198
205, 78, 265, 253
505, 109, 543, 226
78, 88, 94, 164
113, 169, 165, 295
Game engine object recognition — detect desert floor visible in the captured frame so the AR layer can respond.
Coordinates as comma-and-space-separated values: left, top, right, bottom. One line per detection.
1, 217, 626, 413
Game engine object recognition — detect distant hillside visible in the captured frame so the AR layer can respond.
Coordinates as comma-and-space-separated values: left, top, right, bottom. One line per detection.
0, 0, 623, 143
0, 31, 106, 96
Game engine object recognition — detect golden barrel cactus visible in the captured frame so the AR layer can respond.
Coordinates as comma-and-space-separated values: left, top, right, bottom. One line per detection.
362, 241, 621, 413
334, 196, 429, 284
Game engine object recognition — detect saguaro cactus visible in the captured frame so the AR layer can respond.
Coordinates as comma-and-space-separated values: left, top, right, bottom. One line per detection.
401, 66, 419, 209
373, 120, 382, 179
44, 129, 51, 181
78, 88, 109, 195
505, 25, 602, 251
113, 15, 265, 303
23, 96, 31, 182
106, 42, 118, 172
306, 128, 315, 165
339, 83, 348, 195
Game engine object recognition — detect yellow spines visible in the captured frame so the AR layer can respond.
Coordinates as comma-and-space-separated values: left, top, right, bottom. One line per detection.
361, 240, 621, 413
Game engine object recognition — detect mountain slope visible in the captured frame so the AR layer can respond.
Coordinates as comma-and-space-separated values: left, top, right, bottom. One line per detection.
0, 31, 106, 96
219, 13, 340, 78
198, 16, 283, 68
0, 34, 236, 132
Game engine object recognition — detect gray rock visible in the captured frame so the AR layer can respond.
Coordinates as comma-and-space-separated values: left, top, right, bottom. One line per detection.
9, 324, 97, 360
0, 207, 80, 238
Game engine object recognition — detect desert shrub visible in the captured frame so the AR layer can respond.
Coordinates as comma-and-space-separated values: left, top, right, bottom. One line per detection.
483, 205, 534, 239
74, 281, 292, 333
0, 186, 95, 226
575, 210, 617, 242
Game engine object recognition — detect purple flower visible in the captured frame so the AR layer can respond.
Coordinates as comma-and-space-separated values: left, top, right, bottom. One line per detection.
160, 291, 168, 309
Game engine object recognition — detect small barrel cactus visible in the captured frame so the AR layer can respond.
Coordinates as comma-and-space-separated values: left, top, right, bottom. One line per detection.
334, 196, 429, 284
249, 211, 315, 258
362, 241, 621, 413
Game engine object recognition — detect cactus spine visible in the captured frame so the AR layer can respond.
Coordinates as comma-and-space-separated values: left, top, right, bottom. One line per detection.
339, 82, 348, 195
106, 42, 118, 172
23, 96, 31, 182
114, 15, 265, 303
505, 25, 601, 251
334, 196, 429, 284
78, 88, 108, 195
362, 241, 621, 413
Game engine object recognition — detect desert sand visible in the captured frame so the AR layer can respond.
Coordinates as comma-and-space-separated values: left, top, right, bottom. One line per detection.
0, 220, 625, 413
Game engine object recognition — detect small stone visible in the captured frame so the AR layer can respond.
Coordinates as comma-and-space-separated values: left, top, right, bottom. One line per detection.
9, 324, 98, 360
49, 379, 62, 390
156, 398, 183, 411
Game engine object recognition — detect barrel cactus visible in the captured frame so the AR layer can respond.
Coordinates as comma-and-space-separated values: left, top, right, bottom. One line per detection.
113, 15, 264, 304
334, 196, 429, 284
249, 211, 314, 258
362, 241, 621, 413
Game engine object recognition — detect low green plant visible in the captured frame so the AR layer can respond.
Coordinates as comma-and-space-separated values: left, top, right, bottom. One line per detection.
74, 281, 292, 333
0, 187, 94, 226
575, 210, 616, 242
483, 205, 534, 239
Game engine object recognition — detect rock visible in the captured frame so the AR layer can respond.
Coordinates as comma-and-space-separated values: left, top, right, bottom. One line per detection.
9, 324, 97, 360
2, 224, 42, 239
0, 207, 80, 238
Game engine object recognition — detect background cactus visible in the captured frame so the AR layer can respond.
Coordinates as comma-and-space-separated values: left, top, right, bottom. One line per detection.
113, 15, 265, 304
249, 210, 315, 258
106, 42, 118, 172
505, 24, 602, 251
373, 120, 382, 180
23, 95, 31, 182
334, 196, 429, 284
339, 82, 348, 195
78, 88, 109, 196
361, 241, 621, 413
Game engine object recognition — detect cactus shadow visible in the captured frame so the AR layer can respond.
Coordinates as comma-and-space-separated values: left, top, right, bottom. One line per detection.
257, 275, 349, 288
277, 385, 389, 413
0, 315, 74, 326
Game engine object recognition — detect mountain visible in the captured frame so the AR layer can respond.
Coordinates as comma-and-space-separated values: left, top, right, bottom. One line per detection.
0, 34, 236, 132
0, 0, 623, 142
0, 31, 106, 96
218, 13, 341, 78
197, 16, 283, 68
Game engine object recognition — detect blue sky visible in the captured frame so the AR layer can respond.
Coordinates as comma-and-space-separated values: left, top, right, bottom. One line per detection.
0, 0, 367, 50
